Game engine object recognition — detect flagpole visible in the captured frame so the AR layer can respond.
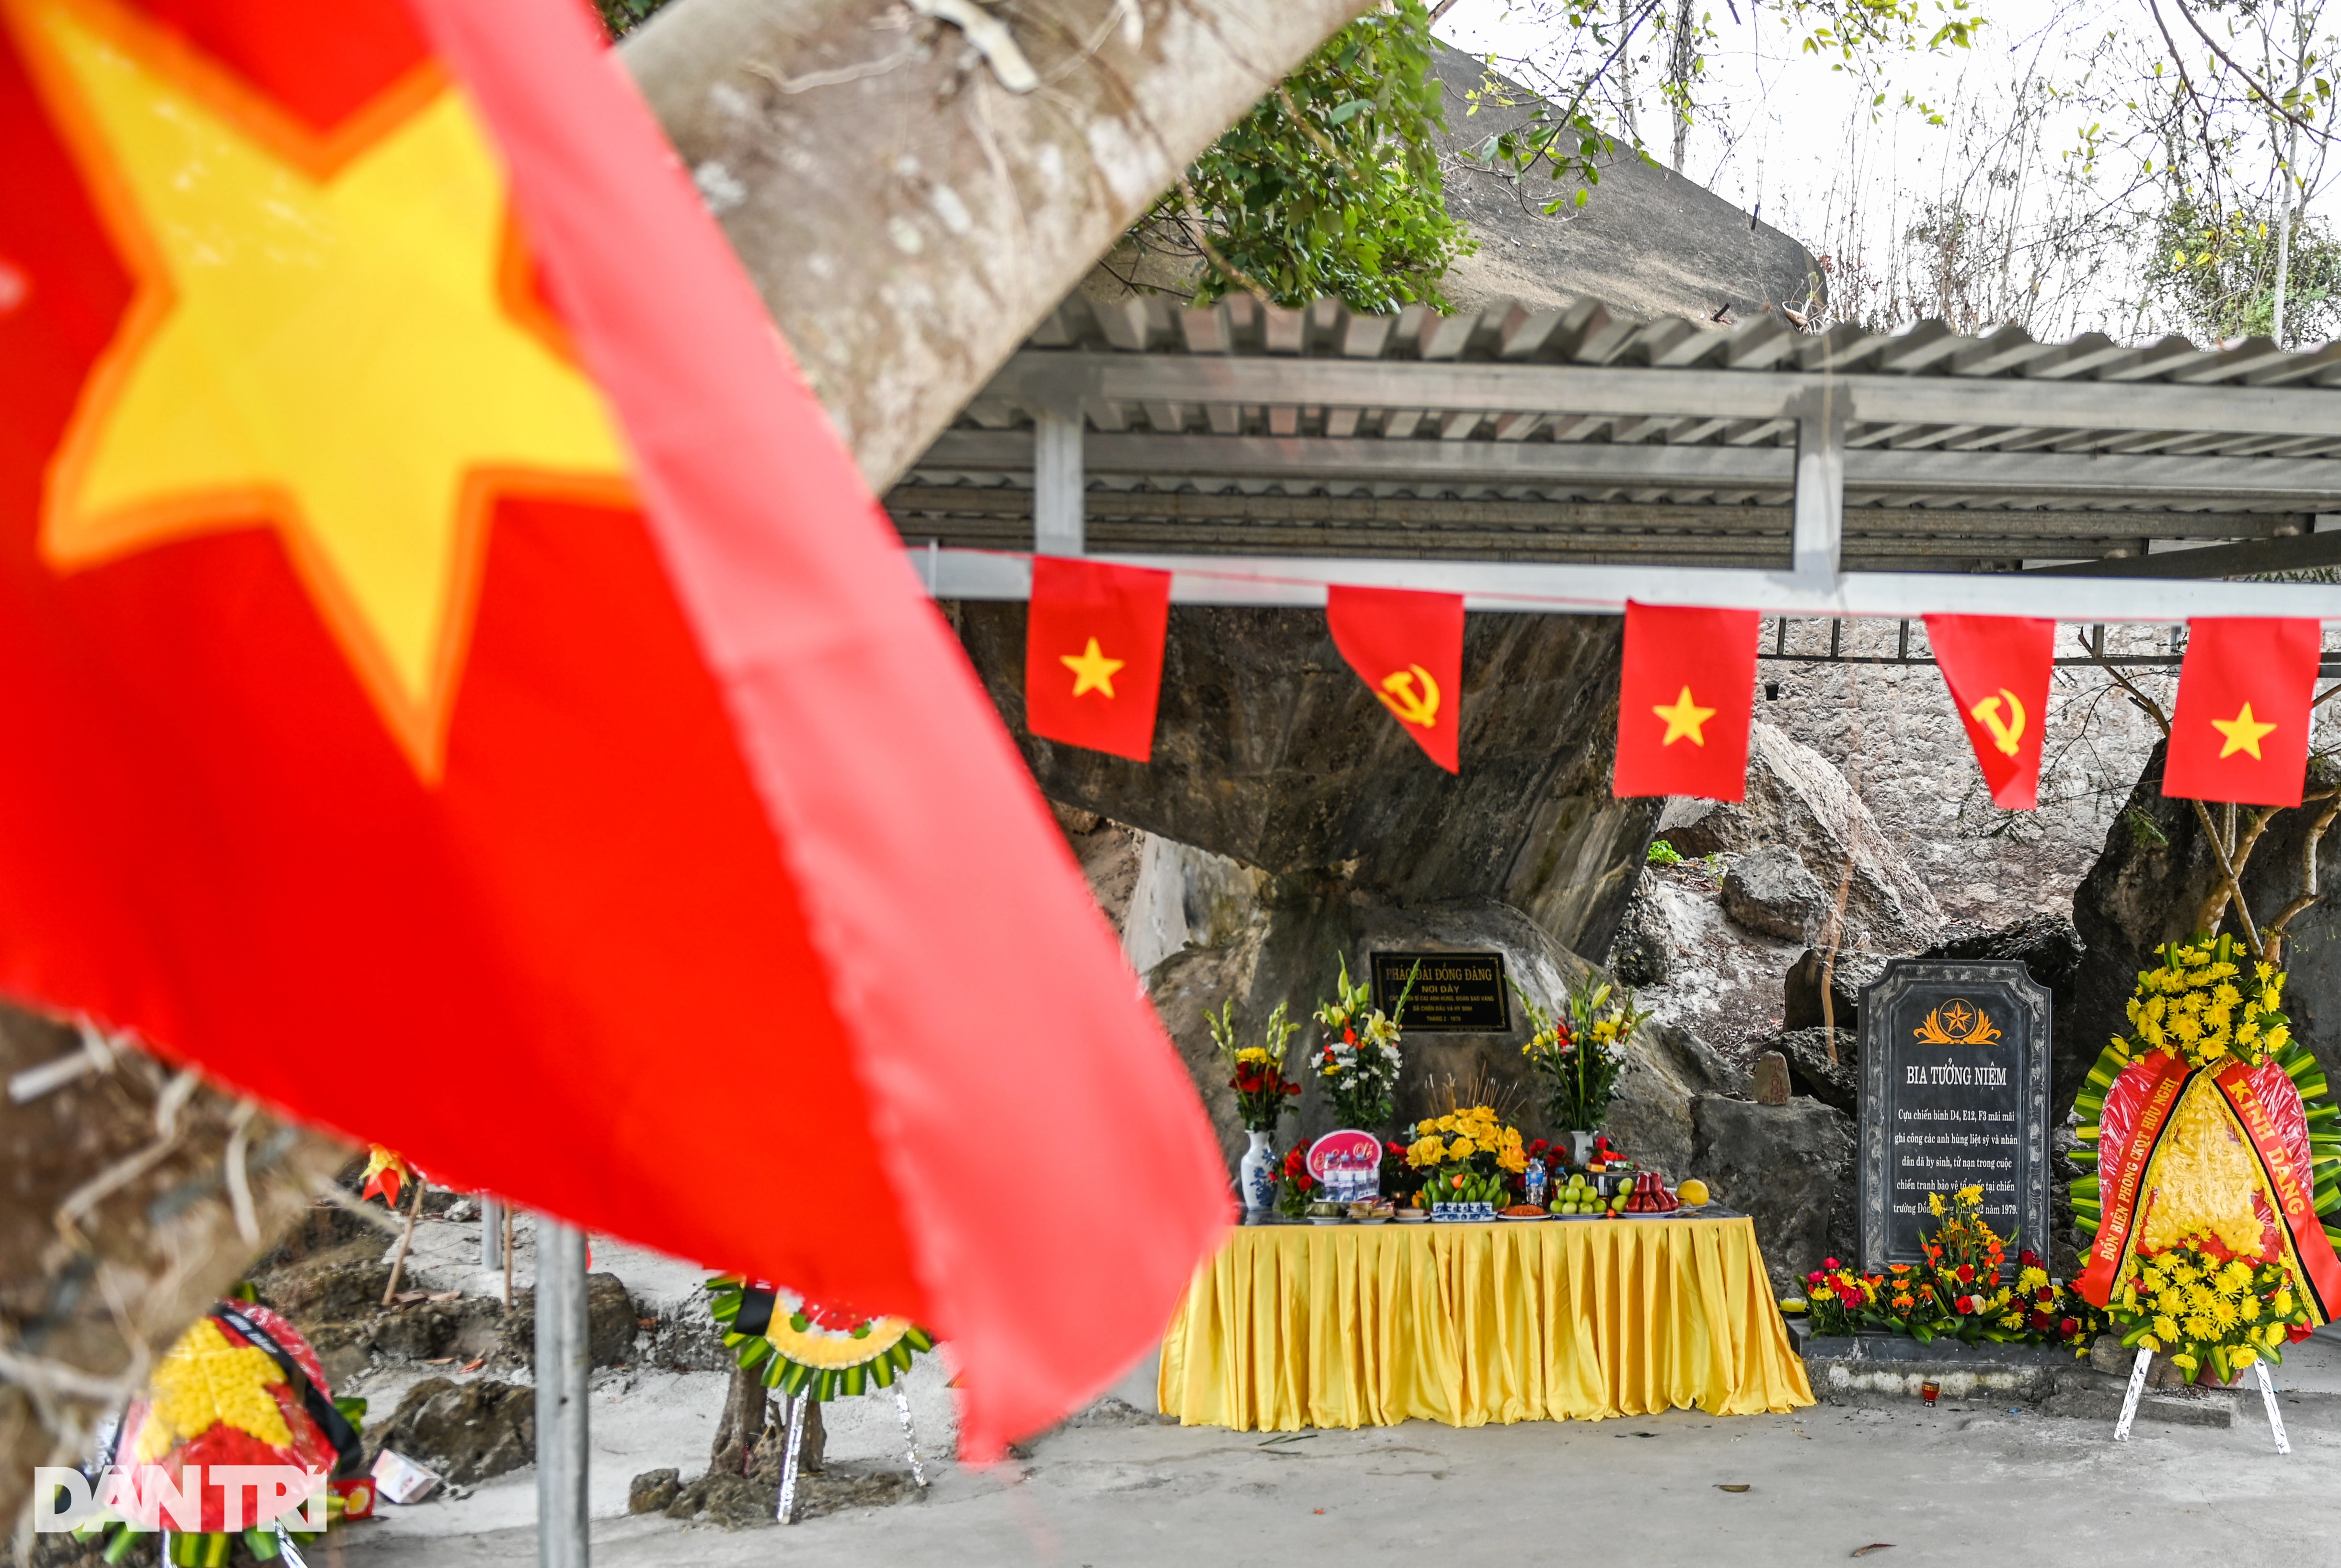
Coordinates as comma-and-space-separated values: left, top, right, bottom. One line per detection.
536, 1220, 590, 1568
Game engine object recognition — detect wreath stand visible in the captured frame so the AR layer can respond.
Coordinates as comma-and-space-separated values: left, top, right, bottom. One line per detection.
2110, 1347, 2291, 1454
773, 1384, 929, 1524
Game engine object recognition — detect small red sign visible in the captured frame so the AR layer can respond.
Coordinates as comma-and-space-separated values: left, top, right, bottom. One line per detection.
1306, 1130, 1384, 1202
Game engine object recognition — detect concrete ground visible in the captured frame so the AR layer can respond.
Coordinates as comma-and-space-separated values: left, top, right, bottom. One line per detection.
336, 1386, 2341, 1567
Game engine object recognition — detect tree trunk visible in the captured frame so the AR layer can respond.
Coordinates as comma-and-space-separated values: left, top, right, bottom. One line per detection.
5, 0, 1372, 1537
0, 1006, 355, 1540
622, 0, 1376, 488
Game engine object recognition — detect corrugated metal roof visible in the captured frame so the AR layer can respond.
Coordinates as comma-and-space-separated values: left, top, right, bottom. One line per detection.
891, 295, 2341, 580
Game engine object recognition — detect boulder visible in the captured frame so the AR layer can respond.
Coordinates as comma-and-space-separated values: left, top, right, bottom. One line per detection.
1765, 1026, 1858, 1116
950, 603, 1657, 959
1689, 1095, 1856, 1296
370, 1378, 534, 1486
1143, 887, 1743, 1182
1781, 948, 1890, 1034
629, 1469, 681, 1515
1657, 723, 1946, 951
1721, 847, 1828, 941
499, 1273, 640, 1370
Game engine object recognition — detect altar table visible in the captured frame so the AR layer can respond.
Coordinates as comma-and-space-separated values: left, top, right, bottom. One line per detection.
1158, 1214, 1814, 1431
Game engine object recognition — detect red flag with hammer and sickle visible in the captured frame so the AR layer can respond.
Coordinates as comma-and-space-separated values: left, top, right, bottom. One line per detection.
0, 0, 1227, 1459
1924, 614, 2054, 811
1326, 584, 1464, 771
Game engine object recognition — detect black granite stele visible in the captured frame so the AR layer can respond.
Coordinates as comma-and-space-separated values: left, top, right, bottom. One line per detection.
1370, 950, 1510, 1033
1856, 960, 2051, 1274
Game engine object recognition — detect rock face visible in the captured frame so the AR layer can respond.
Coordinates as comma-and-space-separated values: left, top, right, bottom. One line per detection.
2072, 742, 2341, 1110
1781, 948, 1889, 1034
1721, 847, 1828, 941
1425, 48, 1818, 323
1690, 1095, 1856, 1296
1656, 721, 1946, 952
1609, 862, 1804, 1058
1763, 1026, 1858, 1116
1142, 881, 1743, 1182
950, 603, 1655, 959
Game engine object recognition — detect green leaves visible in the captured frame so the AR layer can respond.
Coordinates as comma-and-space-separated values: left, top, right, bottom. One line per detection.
1132, 0, 1472, 312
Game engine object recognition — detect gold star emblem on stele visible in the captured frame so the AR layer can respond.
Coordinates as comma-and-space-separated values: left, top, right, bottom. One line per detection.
1061, 637, 1125, 698
2211, 700, 2278, 760
1651, 685, 1716, 747
11, 0, 631, 780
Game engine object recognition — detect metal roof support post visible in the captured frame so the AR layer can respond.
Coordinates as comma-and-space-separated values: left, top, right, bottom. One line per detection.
1033, 400, 1085, 557
1793, 390, 1845, 586
536, 1219, 589, 1568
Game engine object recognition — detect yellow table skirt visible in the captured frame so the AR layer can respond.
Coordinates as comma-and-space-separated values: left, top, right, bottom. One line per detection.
1159, 1215, 1813, 1430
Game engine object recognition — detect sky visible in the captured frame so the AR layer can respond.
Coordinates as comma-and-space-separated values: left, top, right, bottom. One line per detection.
1433, 0, 2341, 341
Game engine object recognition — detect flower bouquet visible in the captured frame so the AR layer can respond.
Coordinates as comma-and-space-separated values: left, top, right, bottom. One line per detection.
2069, 934, 2341, 1384
1799, 1188, 2105, 1351
1404, 1105, 1528, 1220
2108, 1235, 2309, 1385
1515, 973, 1647, 1136
1273, 1145, 1317, 1218
1206, 998, 1302, 1132
1312, 954, 1414, 1130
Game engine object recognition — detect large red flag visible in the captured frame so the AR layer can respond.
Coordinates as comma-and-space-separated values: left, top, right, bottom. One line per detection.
2164, 618, 2321, 807
0, 0, 1227, 1456
1025, 556, 1171, 762
1613, 602, 1760, 800
1924, 614, 2054, 811
1326, 584, 1465, 771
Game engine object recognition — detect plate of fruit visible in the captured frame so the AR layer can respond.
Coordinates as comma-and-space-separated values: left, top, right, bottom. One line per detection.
1546, 1173, 1629, 1219
1499, 1204, 1548, 1221
1619, 1171, 1683, 1214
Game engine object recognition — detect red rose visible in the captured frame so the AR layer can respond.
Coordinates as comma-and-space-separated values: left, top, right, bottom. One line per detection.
1956, 1265, 1975, 1284
2059, 1317, 2079, 1338
1822, 1258, 1841, 1270
1953, 1295, 1975, 1314
2029, 1311, 2053, 1332
1807, 1271, 1824, 1285
1296, 1173, 1315, 1193
2019, 1249, 2042, 1268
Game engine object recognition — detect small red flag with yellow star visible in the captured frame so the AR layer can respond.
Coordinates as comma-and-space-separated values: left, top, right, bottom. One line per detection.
1326, 584, 1464, 772
1612, 601, 1760, 801
2163, 617, 2321, 806
1024, 556, 1172, 762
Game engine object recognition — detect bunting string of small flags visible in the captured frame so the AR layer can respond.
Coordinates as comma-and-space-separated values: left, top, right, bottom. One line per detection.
1011, 553, 2327, 810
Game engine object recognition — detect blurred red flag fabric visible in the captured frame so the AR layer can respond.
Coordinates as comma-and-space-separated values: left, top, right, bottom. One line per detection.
1924, 615, 2054, 811
1612, 602, 1759, 801
1024, 556, 1172, 762
2163, 618, 2321, 807
1326, 584, 1465, 771
0, 0, 1228, 1457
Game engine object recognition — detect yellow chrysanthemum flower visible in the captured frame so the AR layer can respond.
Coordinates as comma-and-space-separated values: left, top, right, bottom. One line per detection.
2153, 1314, 2180, 1342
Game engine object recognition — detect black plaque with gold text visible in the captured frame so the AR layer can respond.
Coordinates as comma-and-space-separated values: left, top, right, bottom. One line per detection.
1857, 960, 2051, 1272
1371, 951, 1509, 1033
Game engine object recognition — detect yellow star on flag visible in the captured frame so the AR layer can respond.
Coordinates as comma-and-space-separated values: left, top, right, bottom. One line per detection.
1652, 685, 1717, 747
2212, 700, 2278, 760
15, 0, 631, 781
1061, 637, 1126, 699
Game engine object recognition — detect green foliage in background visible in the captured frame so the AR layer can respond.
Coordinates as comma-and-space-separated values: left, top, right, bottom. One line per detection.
1128, 0, 1473, 311
594, 0, 666, 36
2145, 197, 2341, 345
